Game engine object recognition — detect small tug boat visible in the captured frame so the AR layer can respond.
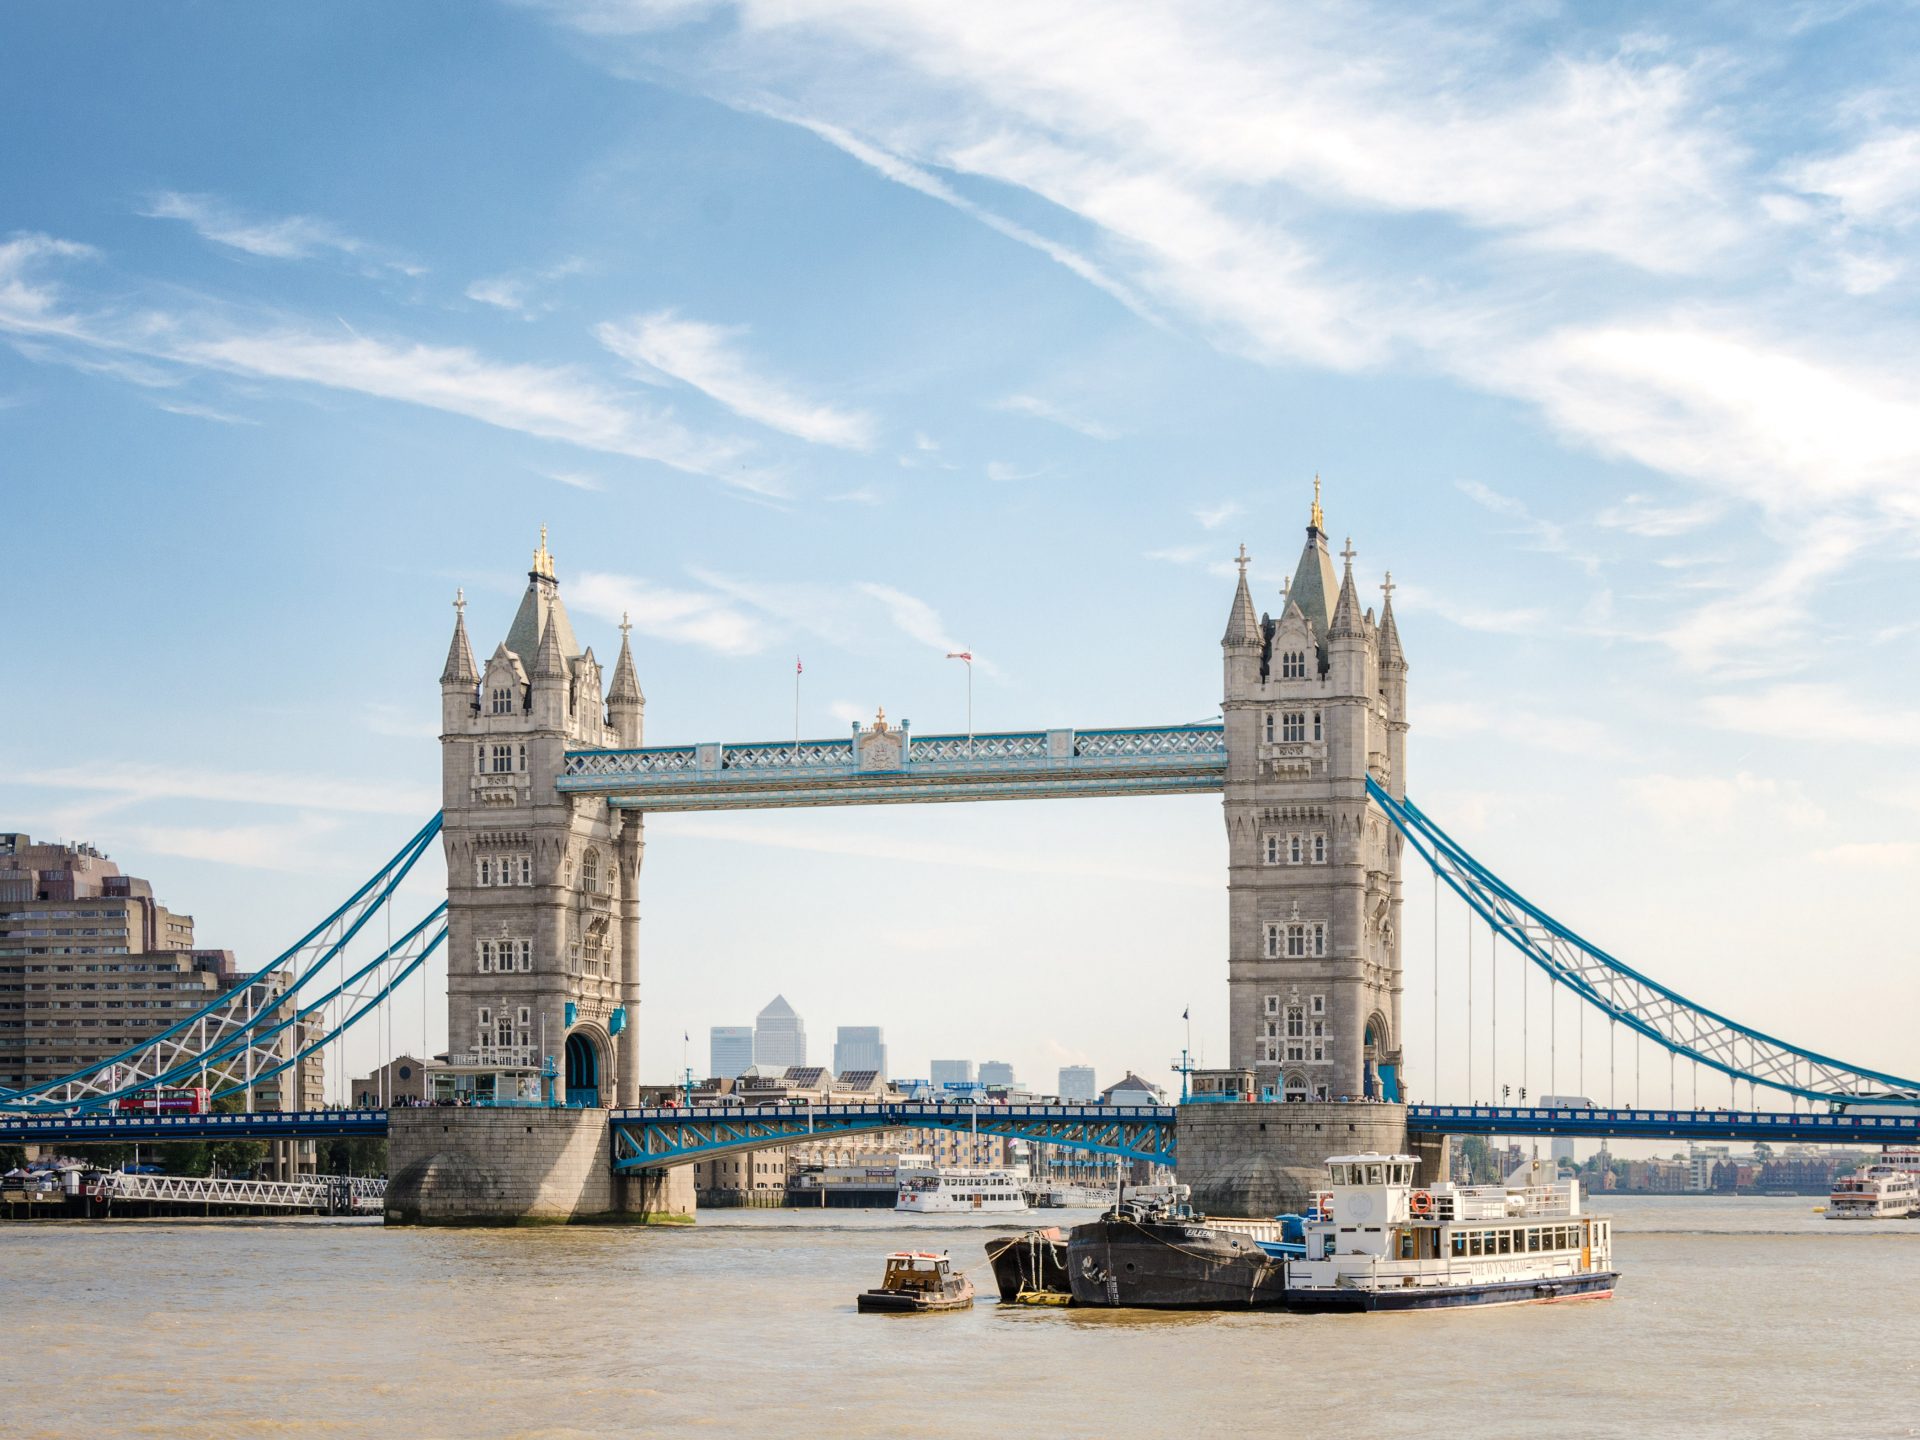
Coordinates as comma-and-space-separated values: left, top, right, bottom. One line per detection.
1067, 1186, 1290, 1309
1283, 1153, 1616, 1312
984, 1227, 1072, 1304
856, 1251, 976, 1314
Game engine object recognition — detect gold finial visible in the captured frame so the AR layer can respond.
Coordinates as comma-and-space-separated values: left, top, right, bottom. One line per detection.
1310, 473, 1324, 531
873, 706, 889, 732
532, 525, 555, 580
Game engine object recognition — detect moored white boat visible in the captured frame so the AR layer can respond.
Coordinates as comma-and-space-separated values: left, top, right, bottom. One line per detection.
1283, 1153, 1616, 1312
896, 1166, 1030, 1213
1827, 1159, 1918, 1219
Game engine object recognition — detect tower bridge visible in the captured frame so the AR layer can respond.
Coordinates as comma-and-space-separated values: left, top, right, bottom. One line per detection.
5, 494, 1915, 1223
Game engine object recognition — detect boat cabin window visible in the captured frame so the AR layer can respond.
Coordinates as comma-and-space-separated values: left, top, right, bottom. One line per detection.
1398, 1231, 1415, 1260
1366, 1163, 1386, 1186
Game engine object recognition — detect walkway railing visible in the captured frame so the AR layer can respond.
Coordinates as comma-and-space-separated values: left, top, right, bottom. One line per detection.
90, 1170, 387, 1213
559, 723, 1227, 809
1409, 1103, 1920, 1144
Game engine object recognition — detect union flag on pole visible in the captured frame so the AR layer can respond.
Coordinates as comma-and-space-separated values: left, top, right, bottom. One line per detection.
796, 657, 803, 674
945, 650, 972, 662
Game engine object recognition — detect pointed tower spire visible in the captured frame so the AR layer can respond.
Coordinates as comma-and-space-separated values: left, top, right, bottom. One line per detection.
1379, 571, 1406, 670
1329, 536, 1364, 637
440, 588, 478, 685
608, 611, 644, 706
1222, 543, 1262, 648
532, 606, 568, 680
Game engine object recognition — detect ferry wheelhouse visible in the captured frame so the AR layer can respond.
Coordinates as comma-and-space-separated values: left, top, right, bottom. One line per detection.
1284, 1153, 1616, 1312
896, 1166, 1029, 1213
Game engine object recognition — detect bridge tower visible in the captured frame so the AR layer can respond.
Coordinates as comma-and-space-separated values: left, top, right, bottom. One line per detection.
1221, 482, 1408, 1104
436, 530, 645, 1107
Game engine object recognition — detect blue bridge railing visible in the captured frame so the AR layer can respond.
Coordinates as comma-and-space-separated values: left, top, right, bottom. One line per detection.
1409, 1104, 1920, 1145
608, 1101, 1178, 1170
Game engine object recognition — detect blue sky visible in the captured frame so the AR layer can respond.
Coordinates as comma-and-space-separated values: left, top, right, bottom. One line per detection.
4, 1, 1918, 1106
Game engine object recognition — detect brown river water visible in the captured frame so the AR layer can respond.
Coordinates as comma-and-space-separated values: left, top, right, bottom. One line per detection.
3, 1197, 1916, 1440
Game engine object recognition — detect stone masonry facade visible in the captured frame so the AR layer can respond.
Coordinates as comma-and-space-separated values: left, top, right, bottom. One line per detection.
438, 531, 646, 1107
1220, 486, 1409, 1105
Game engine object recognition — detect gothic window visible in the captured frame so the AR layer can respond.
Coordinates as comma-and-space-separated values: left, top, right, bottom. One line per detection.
477, 1005, 492, 1029
569, 943, 582, 976
1312, 922, 1328, 957
1286, 924, 1307, 958
1283, 1074, 1308, 1102
581, 849, 599, 894
1281, 650, 1306, 680
516, 1005, 531, 1028
1312, 832, 1328, 864
517, 940, 533, 973
1264, 994, 1280, 1016
475, 742, 487, 774
1310, 1039, 1326, 1063
1282, 711, 1306, 742
491, 745, 513, 774
517, 744, 528, 772
476, 858, 493, 888
1310, 994, 1325, 1015
1260, 1039, 1278, 1064
1288, 834, 1304, 865
1264, 834, 1280, 865
1285, 1007, 1305, 1040
1312, 710, 1323, 742
1264, 924, 1282, 959
1263, 712, 1275, 743
518, 855, 532, 886
495, 1018, 513, 1048
477, 940, 494, 974
490, 687, 512, 716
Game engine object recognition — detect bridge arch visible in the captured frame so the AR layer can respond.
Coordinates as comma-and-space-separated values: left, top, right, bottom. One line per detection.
564, 1028, 606, 1107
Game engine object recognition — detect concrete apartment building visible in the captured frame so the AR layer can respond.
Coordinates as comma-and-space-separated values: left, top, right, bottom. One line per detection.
0, 832, 323, 1106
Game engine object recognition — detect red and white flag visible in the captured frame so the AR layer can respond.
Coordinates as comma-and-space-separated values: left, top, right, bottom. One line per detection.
796, 657, 803, 675
945, 650, 972, 663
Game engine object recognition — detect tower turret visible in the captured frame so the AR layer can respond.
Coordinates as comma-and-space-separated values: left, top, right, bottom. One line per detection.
439, 589, 479, 732
1222, 544, 1264, 696
606, 613, 645, 748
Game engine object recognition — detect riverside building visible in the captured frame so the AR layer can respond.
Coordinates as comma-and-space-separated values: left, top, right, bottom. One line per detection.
0, 832, 322, 1105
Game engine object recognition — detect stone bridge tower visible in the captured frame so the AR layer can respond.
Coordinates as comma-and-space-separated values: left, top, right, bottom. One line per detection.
437, 530, 645, 1108
1221, 483, 1408, 1104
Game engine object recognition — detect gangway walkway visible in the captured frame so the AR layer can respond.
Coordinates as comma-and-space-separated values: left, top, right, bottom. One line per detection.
82, 1171, 386, 1216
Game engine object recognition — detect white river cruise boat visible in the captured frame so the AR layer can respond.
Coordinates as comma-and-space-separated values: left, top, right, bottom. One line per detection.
1283, 1153, 1616, 1312
896, 1167, 1030, 1214
1828, 1155, 1919, 1219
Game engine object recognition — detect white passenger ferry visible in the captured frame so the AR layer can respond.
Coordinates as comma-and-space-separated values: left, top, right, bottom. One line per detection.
1828, 1153, 1919, 1219
1283, 1153, 1616, 1312
896, 1167, 1030, 1214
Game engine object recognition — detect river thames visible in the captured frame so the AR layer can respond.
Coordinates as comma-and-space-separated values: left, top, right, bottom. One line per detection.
3, 1196, 1915, 1439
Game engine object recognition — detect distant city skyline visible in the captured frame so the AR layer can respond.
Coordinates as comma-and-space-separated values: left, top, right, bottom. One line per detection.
833, 1025, 887, 1079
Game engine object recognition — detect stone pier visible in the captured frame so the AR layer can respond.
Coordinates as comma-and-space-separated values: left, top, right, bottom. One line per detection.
1176, 1101, 1448, 1214
384, 1108, 695, 1225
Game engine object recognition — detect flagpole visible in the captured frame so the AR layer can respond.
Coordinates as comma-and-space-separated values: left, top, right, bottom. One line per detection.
945, 651, 973, 755
794, 657, 801, 750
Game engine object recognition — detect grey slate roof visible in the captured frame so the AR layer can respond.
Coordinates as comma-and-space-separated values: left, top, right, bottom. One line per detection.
503, 575, 579, 671
1284, 525, 1339, 644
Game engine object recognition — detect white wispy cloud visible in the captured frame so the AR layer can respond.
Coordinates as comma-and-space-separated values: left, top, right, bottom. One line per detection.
996, 393, 1116, 439
0, 761, 438, 816
1193, 501, 1242, 530
117, 816, 349, 873
1419, 699, 1621, 758
0, 234, 776, 493
142, 191, 419, 274
466, 257, 588, 316
1623, 771, 1826, 832
570, 570, 766, 656
855, 581, 997, 674
597, 309, 878, 450
1698, 683, 1920, 746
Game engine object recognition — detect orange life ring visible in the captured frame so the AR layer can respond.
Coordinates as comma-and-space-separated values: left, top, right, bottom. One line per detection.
1410, 1189, 1434, 1216
1317, 1192, 1334, 1219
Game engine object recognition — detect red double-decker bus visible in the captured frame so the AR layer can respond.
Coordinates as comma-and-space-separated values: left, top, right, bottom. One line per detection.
116, 1086, 211, 1115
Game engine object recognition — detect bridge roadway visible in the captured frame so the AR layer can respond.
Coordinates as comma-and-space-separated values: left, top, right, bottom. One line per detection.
7, 1102, 1915, 1152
